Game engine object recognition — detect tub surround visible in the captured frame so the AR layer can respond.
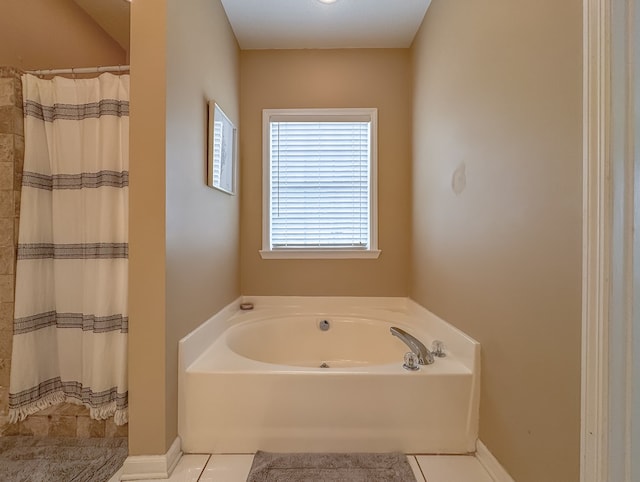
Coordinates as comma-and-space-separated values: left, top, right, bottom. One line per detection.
178, 296, 480, 454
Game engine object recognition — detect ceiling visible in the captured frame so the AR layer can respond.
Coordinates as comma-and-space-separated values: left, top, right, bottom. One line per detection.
220, 0, 432, 49
73, 0, 433, 51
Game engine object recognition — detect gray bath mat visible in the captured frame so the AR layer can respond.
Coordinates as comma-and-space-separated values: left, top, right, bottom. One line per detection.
247, 451, 417, 482
0, 436, 127, 482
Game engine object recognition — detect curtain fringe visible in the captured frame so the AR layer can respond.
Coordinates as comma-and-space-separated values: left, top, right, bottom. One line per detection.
8, 391, 128, 426
89, 402, 128, 426
8, 391, 66, 423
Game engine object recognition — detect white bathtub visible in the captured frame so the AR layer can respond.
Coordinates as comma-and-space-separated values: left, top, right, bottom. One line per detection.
178, 297, 480, 454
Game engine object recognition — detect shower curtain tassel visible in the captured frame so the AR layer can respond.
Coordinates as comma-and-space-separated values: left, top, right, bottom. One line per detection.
87, 403, 128, 426
8, 391, 66, 424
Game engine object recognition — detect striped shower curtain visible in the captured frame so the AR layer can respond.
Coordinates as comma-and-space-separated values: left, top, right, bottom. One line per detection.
8, 73, 129, 425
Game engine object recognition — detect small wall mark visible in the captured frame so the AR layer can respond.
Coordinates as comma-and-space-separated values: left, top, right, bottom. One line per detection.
452, 163, 466, 195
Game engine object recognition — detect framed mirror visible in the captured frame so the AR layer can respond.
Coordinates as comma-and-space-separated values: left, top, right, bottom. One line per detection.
207, 101, 237, 194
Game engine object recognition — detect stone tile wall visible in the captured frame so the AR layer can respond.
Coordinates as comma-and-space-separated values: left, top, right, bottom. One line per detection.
0, 67, 127, 439
0, 67, 23, 431
1, 404, 128, 438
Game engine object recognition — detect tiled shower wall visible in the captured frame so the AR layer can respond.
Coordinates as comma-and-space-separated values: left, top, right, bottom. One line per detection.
0, 67, 23, 430
0, 67, 127, 438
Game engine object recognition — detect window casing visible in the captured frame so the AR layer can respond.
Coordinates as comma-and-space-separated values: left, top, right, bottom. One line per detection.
261, 108, 380, 259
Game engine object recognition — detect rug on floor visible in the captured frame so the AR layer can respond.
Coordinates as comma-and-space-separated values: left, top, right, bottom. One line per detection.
246, 451, 417, 482
0, 435, 127, 482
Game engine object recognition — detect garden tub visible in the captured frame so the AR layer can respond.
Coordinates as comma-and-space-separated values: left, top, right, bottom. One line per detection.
178, 297, 480, 454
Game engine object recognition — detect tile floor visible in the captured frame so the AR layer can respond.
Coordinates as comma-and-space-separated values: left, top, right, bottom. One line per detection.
109, 453, 495, 482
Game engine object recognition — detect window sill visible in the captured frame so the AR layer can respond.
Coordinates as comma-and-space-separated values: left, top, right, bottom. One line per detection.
259, 249, 382, 260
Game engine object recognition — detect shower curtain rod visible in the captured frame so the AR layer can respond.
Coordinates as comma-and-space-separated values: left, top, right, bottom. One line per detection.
25, 65, 130, 76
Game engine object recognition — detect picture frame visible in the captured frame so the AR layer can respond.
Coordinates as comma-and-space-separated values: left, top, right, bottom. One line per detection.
207, 101, 237, 194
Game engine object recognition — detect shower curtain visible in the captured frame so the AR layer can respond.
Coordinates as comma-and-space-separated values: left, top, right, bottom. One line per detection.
8, 73, 129, 425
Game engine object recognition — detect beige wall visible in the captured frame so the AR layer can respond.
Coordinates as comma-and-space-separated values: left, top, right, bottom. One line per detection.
411, 1, 582, 481
0, 0, 125, 70
129, 0, 240, 455
128, 0, 168, 457
240, 49, 411, 296
164, 0, 240, 451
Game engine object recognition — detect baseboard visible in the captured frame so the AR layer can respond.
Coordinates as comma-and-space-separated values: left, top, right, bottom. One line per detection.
476, 440, 514, 482
119, 436, 182, 481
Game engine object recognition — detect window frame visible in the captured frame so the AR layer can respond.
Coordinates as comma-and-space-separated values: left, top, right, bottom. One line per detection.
260, 108, 380, 259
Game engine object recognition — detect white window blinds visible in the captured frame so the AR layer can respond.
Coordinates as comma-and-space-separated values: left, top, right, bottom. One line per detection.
269, 119, 372, 249
212, 120, 223, 187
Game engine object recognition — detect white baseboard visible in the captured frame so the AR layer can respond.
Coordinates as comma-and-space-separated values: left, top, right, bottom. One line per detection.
476, 440, 515, 482
119, 436, 182, 480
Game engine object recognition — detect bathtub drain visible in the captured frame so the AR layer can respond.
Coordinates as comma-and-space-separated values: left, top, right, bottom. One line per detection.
320, 363, 330, 369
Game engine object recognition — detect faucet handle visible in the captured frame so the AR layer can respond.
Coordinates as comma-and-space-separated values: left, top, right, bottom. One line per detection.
403, 352, 420, 371
431, 340, 446, 357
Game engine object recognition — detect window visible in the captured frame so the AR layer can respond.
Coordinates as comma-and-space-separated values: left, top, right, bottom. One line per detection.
261, 108, 380, 259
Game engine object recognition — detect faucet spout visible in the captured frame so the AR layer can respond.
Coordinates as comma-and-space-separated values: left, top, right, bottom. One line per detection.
390, 327, 435, 365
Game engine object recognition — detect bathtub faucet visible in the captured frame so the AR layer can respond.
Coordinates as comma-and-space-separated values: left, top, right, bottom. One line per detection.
390, 327, 435, 365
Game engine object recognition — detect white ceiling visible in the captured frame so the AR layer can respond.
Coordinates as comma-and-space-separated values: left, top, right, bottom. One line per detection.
219, 0, 432, 49
74, 0, 433, 51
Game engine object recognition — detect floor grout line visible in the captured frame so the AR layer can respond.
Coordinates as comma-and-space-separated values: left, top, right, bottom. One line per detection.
194, 453, 211, 482
413, 455, 429, 482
